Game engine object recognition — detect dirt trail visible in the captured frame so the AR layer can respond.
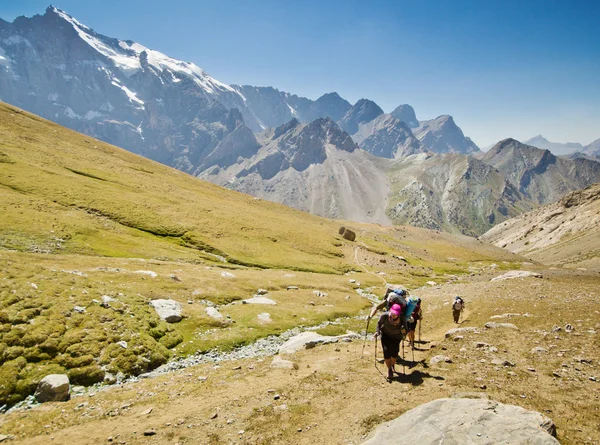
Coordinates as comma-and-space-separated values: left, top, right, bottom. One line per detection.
8, 301, 467, 445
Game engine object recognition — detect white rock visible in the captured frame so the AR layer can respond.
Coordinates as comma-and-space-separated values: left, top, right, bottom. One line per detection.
205, 307, 223, 320
257, 313, 272, 323
361, 398, 559, 445
117, 341, 128, 349
221, 271, 236, 278
279, 332, 340, 354
270, 356, 299, 370
242, 297, 276, 305
256, 289, 268, 295
485, 322, 519, 330
491, 271, 542, 281
445, 327, 479, 338
134, 270, 157, 278
149, 299, 182, 323
430, 355, 452, 365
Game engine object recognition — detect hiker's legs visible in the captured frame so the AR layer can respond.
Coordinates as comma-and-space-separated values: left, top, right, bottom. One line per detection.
453, 309, 460, 323
382, 336, 400, 378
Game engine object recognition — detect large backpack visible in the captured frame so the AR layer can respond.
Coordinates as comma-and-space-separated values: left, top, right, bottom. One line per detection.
453, 297, 464, 311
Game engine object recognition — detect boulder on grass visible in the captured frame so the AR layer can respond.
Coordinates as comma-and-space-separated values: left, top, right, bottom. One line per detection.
149, 299, 183, 323
35, 374, 70, 403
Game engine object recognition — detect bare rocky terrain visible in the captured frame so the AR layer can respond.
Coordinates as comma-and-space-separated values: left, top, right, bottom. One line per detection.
482, 183, 600, 270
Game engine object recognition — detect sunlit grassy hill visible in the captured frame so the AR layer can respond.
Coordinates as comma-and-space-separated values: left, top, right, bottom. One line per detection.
0, 102, 525, 406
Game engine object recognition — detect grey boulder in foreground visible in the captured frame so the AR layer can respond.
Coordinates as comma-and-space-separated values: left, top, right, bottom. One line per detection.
361, 398, 559, 445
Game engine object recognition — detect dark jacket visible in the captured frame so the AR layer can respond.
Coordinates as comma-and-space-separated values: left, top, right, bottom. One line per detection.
377, 311, 405, 340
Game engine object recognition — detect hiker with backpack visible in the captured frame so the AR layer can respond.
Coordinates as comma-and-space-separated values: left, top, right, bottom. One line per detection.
367, 286, 408, 325
452, 296, 464, 323
375, 303, 405, 381
407, 297, 422, 348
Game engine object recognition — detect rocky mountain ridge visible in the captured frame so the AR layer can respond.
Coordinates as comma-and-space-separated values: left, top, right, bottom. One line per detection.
481, 182, 600, 269
480, 138, 600, 205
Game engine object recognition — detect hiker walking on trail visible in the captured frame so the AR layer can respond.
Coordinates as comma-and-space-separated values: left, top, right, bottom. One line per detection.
368, 286, 408, 324
407, 298, 422, 348
452, 296, 464, 323
375, 303, 405, 381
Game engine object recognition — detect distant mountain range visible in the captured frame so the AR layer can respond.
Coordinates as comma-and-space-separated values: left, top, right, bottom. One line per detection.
1, 6, 600, 237
524, 135, 600, 159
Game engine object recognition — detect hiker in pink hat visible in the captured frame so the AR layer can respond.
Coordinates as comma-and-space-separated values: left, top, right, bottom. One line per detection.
375, 303, 406, 381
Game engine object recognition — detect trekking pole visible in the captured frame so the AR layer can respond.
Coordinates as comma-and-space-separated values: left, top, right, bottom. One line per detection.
418, 319, 421, 343
374, 335, 385, 380
361, 317, 370, 358
402, 339, 405, 375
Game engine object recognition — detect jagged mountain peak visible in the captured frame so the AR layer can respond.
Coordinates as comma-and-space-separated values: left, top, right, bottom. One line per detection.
337, 98, 383, 134
413, 114, 479, 154
390, 104, 418, 128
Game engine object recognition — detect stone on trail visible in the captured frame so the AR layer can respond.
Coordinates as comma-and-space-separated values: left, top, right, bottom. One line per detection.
256, 289, 268, 295
445, 327, 479, 338
485, 322, 519, 330
360, 398, 559, 445
242, 296, 277, 305
278, 332, 341, 354
429, 355, 452, 366
35, 374, 70, 403
270, 356, 299, 370
491, 270, 542, 281
205, 307, 224, 320
149, 299, 183, 323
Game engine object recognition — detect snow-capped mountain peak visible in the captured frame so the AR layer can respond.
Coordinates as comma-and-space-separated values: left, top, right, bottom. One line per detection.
49, 6, 240, 97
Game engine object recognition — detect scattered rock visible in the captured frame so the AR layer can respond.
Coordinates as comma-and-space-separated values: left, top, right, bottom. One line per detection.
210, 412, 218, 419
491, 271, 542, 281
143, 430, 156, 436
205, 307, 224, 320
278, 332, 340, 354
242, 297, 277, 305
490, 313, 521, 319
491, 358, 515, 367
256, 289, 268, 295
429, 355, 452, 365
484, 322, 519, 330
30, 283, 38, 289
73, 306, 86, 314
339, 227, 356, 242
565, 324, 574, 332
134, 270, 157, 278
257, 313, 272, 323
474, 342, 490, 349
170, 274, 182, 282
35, 374, 70, 403
360, 398, 559, 445
221, 271, 236, 278
426, 281, 437, 286
531, 347, 548, 354
445, 327, 479, 338
149, 299, 182, 323
117, 341, 128, 349
287, 286, 299, 290
140, 407, 153, 415
270, 356, 299, 370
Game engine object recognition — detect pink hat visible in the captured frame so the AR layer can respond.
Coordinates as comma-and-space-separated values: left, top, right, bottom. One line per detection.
390, 304, 402, 316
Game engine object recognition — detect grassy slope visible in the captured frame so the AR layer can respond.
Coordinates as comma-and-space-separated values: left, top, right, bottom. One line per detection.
0, 102, 524, 406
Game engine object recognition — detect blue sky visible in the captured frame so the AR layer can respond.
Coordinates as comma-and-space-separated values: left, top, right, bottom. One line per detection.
1, 0, 599, 147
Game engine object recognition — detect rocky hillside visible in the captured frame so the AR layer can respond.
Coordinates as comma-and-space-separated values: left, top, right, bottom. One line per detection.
385, 153, 529, 236
481, 183, 600, 269
481, 138, 600, 205
582, 138, 600, 157
200, 117, 393, 224
352, 114, 424, 158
